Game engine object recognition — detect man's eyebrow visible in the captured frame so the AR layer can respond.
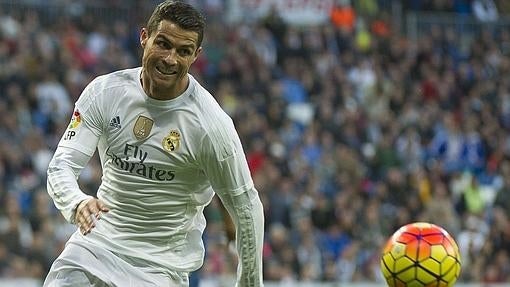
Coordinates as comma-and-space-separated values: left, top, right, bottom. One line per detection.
156, 35, 195, 49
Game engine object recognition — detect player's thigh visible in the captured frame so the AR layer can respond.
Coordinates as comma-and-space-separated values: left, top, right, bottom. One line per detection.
45, 240, 189, 287
43, 243, 110, 287
44, 268, 108, 287
127, 259, 190, 287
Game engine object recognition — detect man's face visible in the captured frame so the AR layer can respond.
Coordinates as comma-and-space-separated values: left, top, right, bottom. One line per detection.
140, 20, 201, 99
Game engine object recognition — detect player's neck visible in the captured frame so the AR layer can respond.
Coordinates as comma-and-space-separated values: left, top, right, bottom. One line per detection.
140, 70, 189, 101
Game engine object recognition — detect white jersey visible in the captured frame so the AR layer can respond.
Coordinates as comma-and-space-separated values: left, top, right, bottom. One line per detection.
47, 67, 264, 284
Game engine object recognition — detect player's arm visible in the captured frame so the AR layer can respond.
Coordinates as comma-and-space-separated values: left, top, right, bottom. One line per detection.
219, 199, 236, 243
47, 147, 109, 232
47, 80, 109, 234
200, 121, 264, 287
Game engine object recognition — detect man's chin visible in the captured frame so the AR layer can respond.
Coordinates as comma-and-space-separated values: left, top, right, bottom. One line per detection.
152, 71, 178, 84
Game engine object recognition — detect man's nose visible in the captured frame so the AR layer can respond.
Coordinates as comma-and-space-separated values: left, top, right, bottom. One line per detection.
163, 49, 178, 65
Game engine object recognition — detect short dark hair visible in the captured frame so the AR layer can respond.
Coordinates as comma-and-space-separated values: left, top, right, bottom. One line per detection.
146, 1, 205, 47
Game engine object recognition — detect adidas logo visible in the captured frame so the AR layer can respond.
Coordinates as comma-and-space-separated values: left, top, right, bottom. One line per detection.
109, 116, 121, 129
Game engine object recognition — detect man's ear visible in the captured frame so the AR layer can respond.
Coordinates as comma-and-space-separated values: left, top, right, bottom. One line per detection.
192, 47, 202, 63
140, 28, 148, 49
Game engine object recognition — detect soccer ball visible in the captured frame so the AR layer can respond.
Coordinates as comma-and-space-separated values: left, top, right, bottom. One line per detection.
380, 222, 461, 287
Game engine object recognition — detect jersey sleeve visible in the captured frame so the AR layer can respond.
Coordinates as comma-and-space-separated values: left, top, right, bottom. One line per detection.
47, 147, 94, 223
58, 80, 104, 156
47, 80, 103, 223
199, 119, 264, 287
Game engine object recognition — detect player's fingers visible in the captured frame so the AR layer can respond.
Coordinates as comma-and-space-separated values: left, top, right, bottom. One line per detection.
87, 213, 98, 231
81, 207, 94, 225
75, 198, 92, 223
87, 203, 101, 220
90, 201, 108, 220
97, 200, 110, 213
79, 206, 96, 234
75, 198, 105, 235
77, 214, 89, 235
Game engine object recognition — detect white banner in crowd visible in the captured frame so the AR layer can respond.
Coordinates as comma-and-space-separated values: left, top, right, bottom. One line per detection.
228, 0, 334, 25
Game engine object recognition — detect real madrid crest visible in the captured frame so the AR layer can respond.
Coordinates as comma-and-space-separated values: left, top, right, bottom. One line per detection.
133, 115, 154, 140
163, 130, 181, 152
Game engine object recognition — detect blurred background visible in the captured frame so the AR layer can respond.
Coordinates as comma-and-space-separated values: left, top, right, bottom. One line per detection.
0, 0, 510, 286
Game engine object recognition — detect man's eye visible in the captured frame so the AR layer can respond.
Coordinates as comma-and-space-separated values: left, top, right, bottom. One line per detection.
179, 49, 192, 56
157, 41, 170, 49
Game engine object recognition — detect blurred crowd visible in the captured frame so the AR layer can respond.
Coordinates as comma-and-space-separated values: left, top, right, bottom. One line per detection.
1, 0, 510, 285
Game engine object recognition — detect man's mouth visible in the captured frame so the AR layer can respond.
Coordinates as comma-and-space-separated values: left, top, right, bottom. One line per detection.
156, 66, 177, 76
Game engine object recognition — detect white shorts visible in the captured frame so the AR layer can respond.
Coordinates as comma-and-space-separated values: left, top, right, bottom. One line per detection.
43, 239, 189, 287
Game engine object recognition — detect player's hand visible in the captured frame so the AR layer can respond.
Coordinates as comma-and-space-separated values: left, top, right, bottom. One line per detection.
75, 198, 109, 235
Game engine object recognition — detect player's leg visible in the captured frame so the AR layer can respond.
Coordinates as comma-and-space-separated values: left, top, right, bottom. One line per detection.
45, 239, 189, 287
43, 242, 111, 287
44, 268, 108, 287
118, 253, 190, 286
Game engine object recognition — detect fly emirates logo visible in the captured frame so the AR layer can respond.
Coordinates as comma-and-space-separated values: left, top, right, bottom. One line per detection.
105, 143, 175, 181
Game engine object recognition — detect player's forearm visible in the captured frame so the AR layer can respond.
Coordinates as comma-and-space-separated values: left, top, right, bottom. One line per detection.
47, 147, 92, 223
227, 188, 264, 287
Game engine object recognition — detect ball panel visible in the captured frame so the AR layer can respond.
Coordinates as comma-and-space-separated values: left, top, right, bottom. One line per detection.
420, 257, 441, 275
417, 241, 431, 262
394, 256, 415, 273
410, 222, 433, 229
383, 239, 394, 253
397, 231, 419, 244
422, 233, 444, 245
420, 225, 441, 235
380, 222, 462, 287
406, 279, 426, 287
394, 278, 407, 287
381, 254, 394, 276
430, 244, 448, 262
441, 262, 459, 286
442, 236, 460, 257
440, 255, 457, 274
454, 261, 461, 278
396, 267, 416, 284
404, 239, 420, 260
389, 241, 407, 259
416, 266, 436, 283
383, 276, 396, 287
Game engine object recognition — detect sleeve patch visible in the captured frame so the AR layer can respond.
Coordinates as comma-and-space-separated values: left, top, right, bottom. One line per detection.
68, 109, 82, 129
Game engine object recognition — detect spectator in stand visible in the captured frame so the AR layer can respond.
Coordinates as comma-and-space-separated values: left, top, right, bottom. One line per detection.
473, 0, 499, 22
